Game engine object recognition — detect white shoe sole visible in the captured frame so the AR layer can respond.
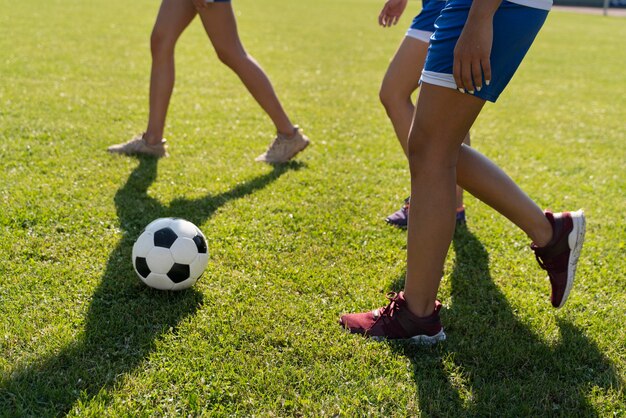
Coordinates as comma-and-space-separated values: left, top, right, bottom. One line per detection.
556, 209, 586, 308
256, 139, 310, 163
371, 328, 447, 345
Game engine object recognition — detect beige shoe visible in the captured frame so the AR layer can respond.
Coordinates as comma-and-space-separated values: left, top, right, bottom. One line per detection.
255, 126, 309, 163
107, 133, 169, 158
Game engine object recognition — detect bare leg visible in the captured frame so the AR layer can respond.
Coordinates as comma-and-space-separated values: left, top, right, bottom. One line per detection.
379, 37, 427, 156
144, 0, 198, 144
456, 144, 551, 245
379, 37, 468, 209
197, 3, 294, 136
404, 83, 553, 317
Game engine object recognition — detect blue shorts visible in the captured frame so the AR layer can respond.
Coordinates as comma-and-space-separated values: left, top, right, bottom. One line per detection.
407, 0, 446, 42
421, 0, 548, 102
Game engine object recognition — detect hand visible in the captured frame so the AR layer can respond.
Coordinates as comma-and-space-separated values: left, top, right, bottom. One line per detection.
191, 0, 208, 11
453, 20, 493, 93
379, 0, 408, 27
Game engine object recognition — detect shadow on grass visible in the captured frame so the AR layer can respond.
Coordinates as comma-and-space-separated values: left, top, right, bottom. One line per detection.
0, 157, 302, 416
389, 225, 621, 416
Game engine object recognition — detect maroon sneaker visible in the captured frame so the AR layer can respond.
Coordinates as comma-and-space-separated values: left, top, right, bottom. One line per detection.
531, 210, 586, 308
339, 292, 446, 344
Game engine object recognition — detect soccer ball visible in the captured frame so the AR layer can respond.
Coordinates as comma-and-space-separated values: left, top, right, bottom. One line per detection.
132, 218, 209, 290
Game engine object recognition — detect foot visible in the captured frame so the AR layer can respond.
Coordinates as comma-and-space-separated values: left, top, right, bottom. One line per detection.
107, 133, 169, 158
385, 197, 467, 229
339, 292, 446, 344
385, 197, 410, 229
255, 126, 310, 163
456, 206, 466, 224
531, 210, 586, 308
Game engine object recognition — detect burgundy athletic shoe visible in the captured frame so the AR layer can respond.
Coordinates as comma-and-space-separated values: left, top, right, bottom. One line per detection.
385, 197, 410, 229
339, 292, 446, 344
531, 210, 586, 308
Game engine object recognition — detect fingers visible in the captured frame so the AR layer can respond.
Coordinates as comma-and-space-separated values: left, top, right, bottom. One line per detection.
471, 59, 483, 92
378, 3, 402, 27
379, 14, 399, 27
454, 56, 491, 94
461, 59, 474, 94
378, 7, 387, 26
453, 56, 463, 92
481, 57, 492, 87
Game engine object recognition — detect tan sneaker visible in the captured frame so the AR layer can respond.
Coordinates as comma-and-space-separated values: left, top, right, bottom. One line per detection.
255, 126, 309, 163
107, 133, 169, 158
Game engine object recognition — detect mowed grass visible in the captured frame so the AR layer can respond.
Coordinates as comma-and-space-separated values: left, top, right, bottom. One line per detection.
0, 0, 624, 415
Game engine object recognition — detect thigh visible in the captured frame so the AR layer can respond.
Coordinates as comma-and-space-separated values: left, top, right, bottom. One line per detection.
196, 2, 244, 52
381, 36, 429, 98
152, 0, 197, 42
410, 82, 485, 159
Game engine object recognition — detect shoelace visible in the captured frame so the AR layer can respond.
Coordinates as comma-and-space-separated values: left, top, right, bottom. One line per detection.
377, 292, 403, 323
266, 137, 284, 153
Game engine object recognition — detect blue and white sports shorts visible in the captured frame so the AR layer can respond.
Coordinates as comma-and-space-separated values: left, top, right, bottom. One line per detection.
406, 0, 446, 43
421, 0, 549, 102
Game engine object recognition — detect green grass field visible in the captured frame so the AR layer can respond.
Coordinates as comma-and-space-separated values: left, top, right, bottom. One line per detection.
1, 0, 625, 416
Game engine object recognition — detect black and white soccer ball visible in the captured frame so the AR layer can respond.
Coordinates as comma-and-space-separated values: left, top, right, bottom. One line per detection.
132, 218, 209, 290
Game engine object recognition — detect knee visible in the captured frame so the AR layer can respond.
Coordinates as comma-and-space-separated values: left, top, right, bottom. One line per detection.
214, 44, 246, 68
150, 28, 175, 59
378, 82, 399, 112
407, 129, 428, 173
407, 125, 457, 174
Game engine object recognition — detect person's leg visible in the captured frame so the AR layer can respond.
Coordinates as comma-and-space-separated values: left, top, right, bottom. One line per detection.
196, 3, 294, 136
404, 84, 486, 317
379, 37, 428, 157
341, 0, 582, 340
380, 36, 469, 225
455, 133, 469, 217
456, 144, 550, 245
144, 0, 198, 144
404, 83, 560, 317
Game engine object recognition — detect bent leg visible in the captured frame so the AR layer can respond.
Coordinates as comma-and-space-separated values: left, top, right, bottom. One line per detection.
380, 36, 468, 211
197, 3, 294, 135
456, 144, 551, 245
145, 0, 197, 144
379, 37, 428, 157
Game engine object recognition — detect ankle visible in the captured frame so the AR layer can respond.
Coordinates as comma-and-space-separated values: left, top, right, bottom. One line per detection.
531, 213, 553, 248
405, 295, 436, 318
277, 126, 297, 138
142, 132, 164, 146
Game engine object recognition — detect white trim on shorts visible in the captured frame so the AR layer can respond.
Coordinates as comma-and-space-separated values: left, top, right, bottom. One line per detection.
406, 29, 432, 43
508, 0, 552, 10
420, 70, 457, 90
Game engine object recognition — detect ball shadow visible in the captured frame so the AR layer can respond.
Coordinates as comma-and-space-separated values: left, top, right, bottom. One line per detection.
0, 157, 302, 416
388, 225, 621, 416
